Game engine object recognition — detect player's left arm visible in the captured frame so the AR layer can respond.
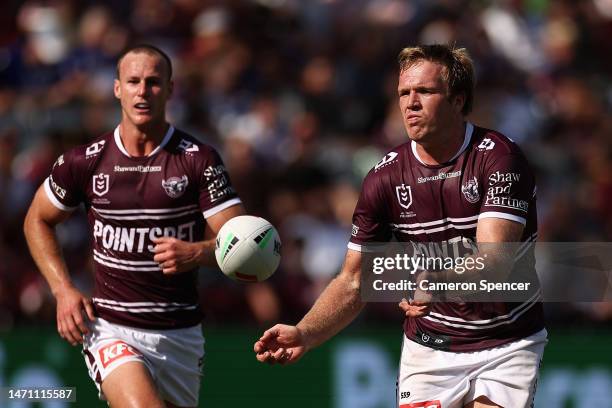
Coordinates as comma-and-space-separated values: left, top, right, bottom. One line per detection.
474, 216, 525, 276
475, 148, 534, 277
476, 217, 524, 243
154, 142, 245, 274
153, 203, 246, 274
401, 148, 533, 314
399, 217, 525, 316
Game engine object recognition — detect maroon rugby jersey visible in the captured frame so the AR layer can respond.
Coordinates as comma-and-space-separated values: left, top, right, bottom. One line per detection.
45, 125, 241, 329
349, 123, 544, 351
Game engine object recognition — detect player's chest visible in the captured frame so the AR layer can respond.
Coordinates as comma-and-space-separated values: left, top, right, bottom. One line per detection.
86, 157, 197, 209
390, 166, 484, 223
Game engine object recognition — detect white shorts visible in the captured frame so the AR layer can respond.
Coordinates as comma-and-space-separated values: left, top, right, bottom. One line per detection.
82, 318, 205, 407
397, 328, 547, 408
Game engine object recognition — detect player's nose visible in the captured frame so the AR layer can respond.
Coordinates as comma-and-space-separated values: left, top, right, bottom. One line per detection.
407, 91, 420, 109
136, 82, 147, 96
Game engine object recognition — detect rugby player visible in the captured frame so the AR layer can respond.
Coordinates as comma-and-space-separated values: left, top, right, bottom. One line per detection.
254, 44, 546, 408
24, 44, 245, 408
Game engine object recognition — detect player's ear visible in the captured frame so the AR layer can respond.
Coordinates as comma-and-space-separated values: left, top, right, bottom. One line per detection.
113, 79, 121, 99
452, 93, 465, 115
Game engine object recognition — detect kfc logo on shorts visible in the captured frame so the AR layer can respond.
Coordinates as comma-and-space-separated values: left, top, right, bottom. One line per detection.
162, 175, 189, 198
93, 173, 110, 197
400, 401, 441, 408
396, 184, 413, 209
98, 341, 140, 368
351, 224, 359, 237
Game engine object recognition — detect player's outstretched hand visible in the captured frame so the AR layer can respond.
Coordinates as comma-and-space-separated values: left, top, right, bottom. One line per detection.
153, 237, 202, 274
254, 324, 308, 365
399, 297, 431, 318
55, 285, 96, 346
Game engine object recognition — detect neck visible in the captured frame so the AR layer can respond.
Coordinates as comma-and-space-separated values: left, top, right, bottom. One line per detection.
415, 121, 466, 165
119, 120, 169, 157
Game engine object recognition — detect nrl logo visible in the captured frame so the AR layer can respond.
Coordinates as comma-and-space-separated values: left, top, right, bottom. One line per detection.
93, 173, 110, 196
395, 184, 412, 209
461, 177, 480, 203
162, 175, 189, 198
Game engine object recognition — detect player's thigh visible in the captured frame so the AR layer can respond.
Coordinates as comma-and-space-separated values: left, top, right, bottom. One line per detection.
465, 329, 547, 408
102, 361, 165, 408
397, 336, 468, 408
464, 395, 503, 408
154, 324, 204, 407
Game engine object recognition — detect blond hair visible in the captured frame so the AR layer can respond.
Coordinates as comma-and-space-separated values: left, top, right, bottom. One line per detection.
398, 44, 475, 115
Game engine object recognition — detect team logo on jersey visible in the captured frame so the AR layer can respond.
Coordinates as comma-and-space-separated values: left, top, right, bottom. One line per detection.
162, 175, 189, 198
86, 140, 106, 157
374, 152, 398, 171
395, 184, 412, 209
477, 138, 495, 151
93, 173, 110, 196
461, 177, 480, 203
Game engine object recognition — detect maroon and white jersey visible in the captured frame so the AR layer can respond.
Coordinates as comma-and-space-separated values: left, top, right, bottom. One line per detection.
45, 126, 241, 329
349, 123, 544, 352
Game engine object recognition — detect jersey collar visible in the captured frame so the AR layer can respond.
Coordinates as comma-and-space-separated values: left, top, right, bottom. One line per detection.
113, 125, 175, 158
411, 122, 474, 166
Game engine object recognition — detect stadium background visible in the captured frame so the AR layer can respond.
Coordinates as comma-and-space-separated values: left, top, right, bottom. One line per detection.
0, 0, 611, 406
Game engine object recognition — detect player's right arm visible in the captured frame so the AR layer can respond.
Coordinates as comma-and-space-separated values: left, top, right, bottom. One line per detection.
254, 248, 364, 364
254, 164, 392, 365
23, 185, 95, 346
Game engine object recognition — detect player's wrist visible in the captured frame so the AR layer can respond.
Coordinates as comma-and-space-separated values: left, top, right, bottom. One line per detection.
294, 324, 315, 351
196, 239, 216, 266
50, 280, 76, 298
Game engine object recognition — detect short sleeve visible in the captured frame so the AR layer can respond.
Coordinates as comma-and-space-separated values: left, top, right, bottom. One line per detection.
44, 152, 83, 211
348, 173, 392, 252
198, 147, 241, 219
479, 154, 535, 225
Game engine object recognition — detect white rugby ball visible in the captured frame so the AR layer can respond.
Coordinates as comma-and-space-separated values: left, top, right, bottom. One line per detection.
215, 215, 281, 282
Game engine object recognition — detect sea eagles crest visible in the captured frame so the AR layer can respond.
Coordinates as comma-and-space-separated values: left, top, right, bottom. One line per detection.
461, 177, 480, 203
162, 175, 189, 198
395, 184, 412, 209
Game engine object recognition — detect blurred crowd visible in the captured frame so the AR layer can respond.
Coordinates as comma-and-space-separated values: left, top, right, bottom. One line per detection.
0, 0, 611, 330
